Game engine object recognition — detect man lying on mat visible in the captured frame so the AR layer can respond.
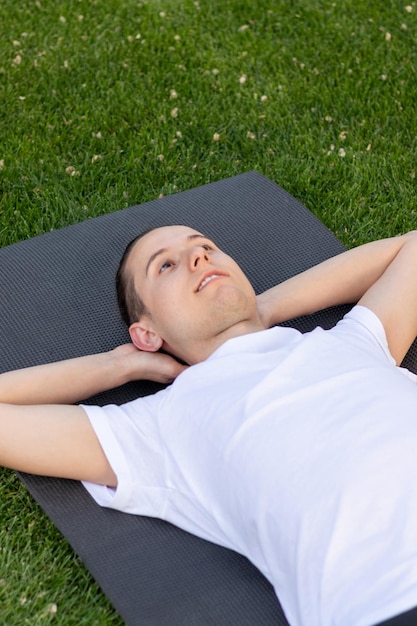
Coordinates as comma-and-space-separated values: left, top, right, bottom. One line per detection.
1, 225, 417, 626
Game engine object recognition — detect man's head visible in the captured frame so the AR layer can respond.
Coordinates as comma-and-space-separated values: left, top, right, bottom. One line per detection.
116, 225, 262, 364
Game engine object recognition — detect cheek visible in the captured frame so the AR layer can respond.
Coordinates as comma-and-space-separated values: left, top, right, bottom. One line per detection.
150, 283, 185, 319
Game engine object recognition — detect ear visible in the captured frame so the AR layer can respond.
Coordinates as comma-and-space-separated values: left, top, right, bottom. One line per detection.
129, 321, 163, 352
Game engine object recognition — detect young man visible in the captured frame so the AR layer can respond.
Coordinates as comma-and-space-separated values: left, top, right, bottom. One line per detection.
1, 225, 417, 626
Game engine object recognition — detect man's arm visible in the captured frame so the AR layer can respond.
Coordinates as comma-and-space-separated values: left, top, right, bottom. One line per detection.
358, 233, 417, 364
0, 344, 186, 405
0, 402, 117, 485
257, 231, 417, 363
0, 345, 186, 484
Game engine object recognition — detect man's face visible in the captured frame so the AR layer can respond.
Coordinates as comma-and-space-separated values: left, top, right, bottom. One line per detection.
126, 225, 260, 362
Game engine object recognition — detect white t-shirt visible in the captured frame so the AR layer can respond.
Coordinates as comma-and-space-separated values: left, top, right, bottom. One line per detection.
82, 306, 417, 626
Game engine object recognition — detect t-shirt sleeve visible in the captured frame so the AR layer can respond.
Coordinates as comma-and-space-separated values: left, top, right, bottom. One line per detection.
80, 388, 171, 517
333, 305, 396, 365
338, 305, 417, 382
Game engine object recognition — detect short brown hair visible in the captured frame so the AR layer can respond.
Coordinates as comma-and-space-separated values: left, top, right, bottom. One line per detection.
115, 231, 152, 326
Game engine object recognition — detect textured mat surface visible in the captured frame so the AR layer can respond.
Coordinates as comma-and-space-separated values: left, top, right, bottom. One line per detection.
1, 171, 416, 625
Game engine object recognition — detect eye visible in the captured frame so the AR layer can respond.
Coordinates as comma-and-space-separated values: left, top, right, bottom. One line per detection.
159, 260, 174, 273
201, 243, 213, 251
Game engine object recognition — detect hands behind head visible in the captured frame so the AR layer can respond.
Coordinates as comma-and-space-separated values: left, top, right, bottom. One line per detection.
113, 343, 188, 385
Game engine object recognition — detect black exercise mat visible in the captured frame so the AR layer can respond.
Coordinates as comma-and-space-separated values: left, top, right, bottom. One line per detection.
2, 171, 416, 625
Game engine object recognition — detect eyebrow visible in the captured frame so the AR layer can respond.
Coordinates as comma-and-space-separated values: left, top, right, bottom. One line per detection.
145, 233, 207, 276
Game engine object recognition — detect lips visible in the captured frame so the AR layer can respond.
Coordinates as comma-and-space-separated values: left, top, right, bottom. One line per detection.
196, 270, 228, 292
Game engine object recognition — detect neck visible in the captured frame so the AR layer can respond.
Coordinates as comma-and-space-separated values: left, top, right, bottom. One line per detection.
179, 318, 265, 365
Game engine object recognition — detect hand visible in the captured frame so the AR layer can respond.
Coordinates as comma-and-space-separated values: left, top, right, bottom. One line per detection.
112, 344, 188, 385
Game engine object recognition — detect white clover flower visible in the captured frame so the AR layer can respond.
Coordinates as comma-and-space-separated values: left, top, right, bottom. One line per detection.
338, 148, 346, 157
212, 133, 220, 141
65, 165, 80, 176
171, 108, 179, 118
239, 74, 247, 84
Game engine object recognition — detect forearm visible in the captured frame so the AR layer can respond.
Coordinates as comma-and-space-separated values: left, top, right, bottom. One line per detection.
0, 349, 132, 405
0, 342, 187, 405
258, 232, 414, 327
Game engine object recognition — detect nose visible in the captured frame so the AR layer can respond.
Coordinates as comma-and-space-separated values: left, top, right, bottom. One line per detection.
189, 245, 210, 269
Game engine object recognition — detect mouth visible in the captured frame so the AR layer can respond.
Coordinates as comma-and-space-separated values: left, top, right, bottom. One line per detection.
196, 271, 228, 292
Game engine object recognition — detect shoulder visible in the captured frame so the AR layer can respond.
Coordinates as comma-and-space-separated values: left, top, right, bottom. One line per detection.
329, 305, 394, 364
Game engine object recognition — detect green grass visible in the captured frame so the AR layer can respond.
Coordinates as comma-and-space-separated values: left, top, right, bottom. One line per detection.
1, 0, 416, 622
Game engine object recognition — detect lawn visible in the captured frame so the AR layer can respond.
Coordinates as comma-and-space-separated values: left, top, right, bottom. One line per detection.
1, 0, 416, 623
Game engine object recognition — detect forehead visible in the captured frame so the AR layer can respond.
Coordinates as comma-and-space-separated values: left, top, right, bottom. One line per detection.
141, 225, 203, 250
126, 225, 207, 274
